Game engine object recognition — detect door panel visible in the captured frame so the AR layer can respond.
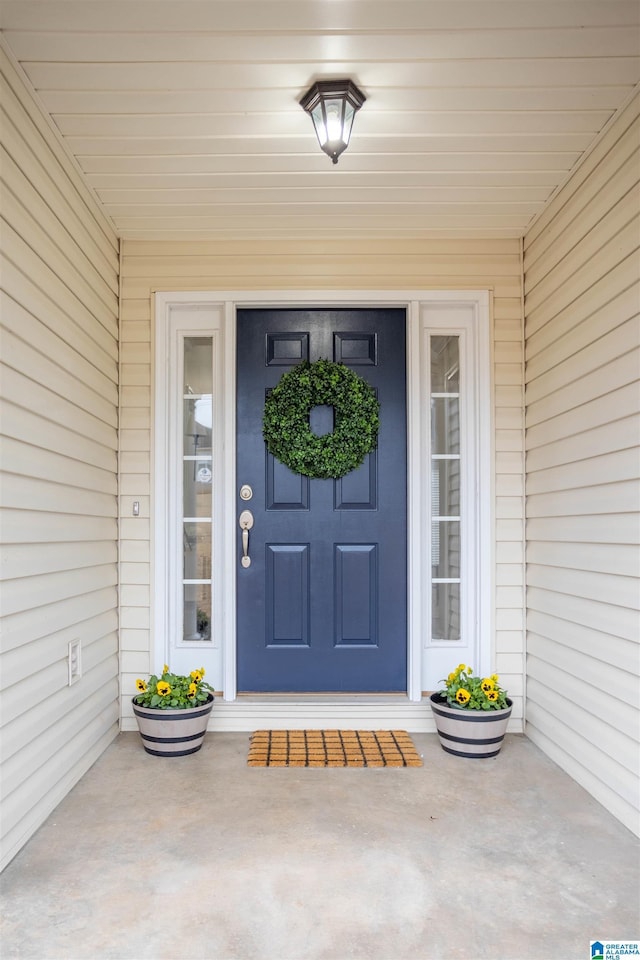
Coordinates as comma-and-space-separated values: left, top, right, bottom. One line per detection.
236, 308, 406, 692
335, 544, 378, 645
266, 544, 309, 647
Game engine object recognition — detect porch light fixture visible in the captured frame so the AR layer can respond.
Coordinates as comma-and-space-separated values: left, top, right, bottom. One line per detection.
299, 79, 366, 164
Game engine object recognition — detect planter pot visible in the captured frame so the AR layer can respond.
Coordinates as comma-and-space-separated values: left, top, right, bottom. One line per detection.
132, 694, 214, 757
430, 692, 513, 759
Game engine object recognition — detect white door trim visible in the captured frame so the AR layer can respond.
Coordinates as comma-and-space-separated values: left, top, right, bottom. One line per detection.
154, 290, 492, 706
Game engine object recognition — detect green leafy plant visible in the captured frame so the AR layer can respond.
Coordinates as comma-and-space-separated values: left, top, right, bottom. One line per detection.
134, 665, 214, 710
196, 608, 210, 636
438, 664, 509, 711
262, 358, 379, 479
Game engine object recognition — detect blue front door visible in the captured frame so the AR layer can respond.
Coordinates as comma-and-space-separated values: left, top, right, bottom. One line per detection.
236, 308, 406, 692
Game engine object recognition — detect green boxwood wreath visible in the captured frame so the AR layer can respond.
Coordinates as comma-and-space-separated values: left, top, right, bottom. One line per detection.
262, 359, 380, 479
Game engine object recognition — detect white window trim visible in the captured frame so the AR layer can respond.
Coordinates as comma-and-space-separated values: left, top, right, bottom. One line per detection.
153, 301, 229, 681
154, 290, 492, 702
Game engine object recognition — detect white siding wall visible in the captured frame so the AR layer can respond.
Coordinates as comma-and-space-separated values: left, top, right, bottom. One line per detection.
119, 239, 525, 728
0, 48, 120, 870
523, 93, 640, 835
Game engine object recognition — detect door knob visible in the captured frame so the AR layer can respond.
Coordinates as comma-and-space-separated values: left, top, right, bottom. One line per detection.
239, 509, 254, 568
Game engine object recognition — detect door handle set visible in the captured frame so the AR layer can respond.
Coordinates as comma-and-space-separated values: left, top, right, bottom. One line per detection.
239, 509, 254, 568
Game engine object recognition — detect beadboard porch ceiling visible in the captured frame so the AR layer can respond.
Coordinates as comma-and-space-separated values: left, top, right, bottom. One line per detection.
1, 0, 638, 241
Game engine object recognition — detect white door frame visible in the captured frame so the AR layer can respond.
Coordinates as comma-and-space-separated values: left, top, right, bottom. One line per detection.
154, 290, 493, 703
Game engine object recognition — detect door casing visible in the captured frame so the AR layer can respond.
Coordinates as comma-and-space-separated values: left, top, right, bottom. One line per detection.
153, 290, 493, 703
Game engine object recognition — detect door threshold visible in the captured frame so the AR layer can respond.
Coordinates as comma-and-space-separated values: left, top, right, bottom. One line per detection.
206, 692, 436, 733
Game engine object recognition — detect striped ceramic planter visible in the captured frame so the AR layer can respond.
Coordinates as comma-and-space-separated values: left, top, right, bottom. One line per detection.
132, 694, 214, 757
430, 693, 513, 759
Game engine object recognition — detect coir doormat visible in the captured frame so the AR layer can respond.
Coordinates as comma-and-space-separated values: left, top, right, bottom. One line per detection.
248, 730, 422, 767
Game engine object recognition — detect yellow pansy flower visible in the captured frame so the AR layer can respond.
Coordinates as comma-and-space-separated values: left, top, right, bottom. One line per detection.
481, 678, 494, 693
135, 679, 147, 693
456, 688, 471, 705
188, 682, 198, 697
157, 681, 171, 696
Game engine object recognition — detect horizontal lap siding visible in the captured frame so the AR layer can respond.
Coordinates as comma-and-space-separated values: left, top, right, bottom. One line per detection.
119, 237, 525, 726
0, 48, 120, 871
523, 92, 640, 836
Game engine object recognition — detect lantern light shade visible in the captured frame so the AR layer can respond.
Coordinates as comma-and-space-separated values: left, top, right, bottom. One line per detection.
299, 79, 366, 164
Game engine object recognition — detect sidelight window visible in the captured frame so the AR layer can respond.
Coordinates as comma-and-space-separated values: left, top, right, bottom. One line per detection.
182, 337, 213, 642
154, 299, 227, 682
419, 295, 491, 692
430, 335, 461, 642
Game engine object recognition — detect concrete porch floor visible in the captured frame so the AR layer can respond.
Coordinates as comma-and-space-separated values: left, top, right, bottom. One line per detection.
1, 732, 638, 960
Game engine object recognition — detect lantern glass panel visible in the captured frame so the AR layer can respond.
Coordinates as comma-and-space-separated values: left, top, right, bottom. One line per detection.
342, 102, 356, 144
324, 98, 344, 141
310, 102, 327, 145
